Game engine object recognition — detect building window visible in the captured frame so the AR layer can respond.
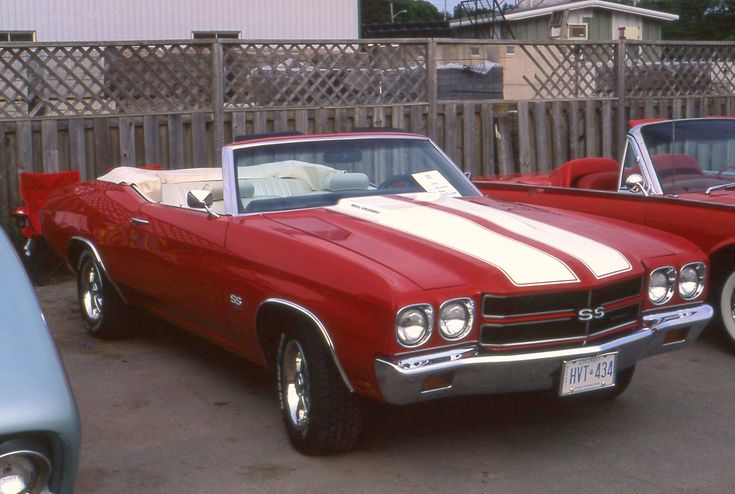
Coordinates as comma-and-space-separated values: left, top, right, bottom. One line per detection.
568, 24, 588, 40
192, 31, 240, 40
505, 45, 515, 56
0, 31, 36, 42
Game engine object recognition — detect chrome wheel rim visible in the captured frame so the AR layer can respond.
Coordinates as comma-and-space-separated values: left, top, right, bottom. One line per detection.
81, 262, 104, 322
282, 340, 310, 432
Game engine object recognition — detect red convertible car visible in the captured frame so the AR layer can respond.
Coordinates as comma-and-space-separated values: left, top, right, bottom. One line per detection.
474, 118, 735, 348
35, 131, 711, 454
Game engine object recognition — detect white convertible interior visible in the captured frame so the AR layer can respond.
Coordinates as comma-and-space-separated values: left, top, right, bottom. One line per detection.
98, 161, 370, 214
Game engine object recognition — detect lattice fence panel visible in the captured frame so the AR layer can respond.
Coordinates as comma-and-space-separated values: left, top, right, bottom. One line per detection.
520, 43, 617, 99
626, 43, 735, 97
0, 43, 213, 118
223, 42, 428, 108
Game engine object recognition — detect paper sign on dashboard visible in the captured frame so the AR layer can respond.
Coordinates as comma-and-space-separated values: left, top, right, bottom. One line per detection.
412, 171, 461, 197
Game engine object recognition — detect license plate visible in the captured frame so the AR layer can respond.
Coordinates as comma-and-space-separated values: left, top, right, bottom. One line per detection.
560, 353, 617, 396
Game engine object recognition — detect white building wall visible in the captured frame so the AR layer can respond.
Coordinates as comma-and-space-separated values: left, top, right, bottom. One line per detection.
0, 0, 359, 41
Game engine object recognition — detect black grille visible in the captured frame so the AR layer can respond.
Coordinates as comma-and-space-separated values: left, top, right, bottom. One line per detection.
483, 277, 642, 318
480, 276, 643, 349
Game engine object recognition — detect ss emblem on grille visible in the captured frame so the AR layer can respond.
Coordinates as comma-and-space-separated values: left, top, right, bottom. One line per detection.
578, 306, 605, 321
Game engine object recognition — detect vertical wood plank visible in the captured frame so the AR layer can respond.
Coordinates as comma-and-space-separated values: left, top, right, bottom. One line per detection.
167, 114, 185, 169
68, 119, 88, 180
232, 112, 247, 139
518, 101, 533, 173
294, 110, 309, 133
0, 124, 7, 218
644, 98, 655, 119
13, 124, 27, 177
410, 105, 424, 134
601, 100, 614, 158
685, 98, 696, 118
726, 96, 735, 116
354, 107, 368, 128
391, 105, 405, 130
6, 124, 21, 211
191, 113, 208, 166
462, 103, 475, 174
274, 110, 288, 132
480, 103, 496, 176
334, 108, 349, 133
143, 115, 160, 165
569, 100, 581, 159
444, 104, 457, 164
372, 106, 386, 128
533, 101, 551, 172
41, 119, 60, 173
93, 118, 112, 176
253, 111, 267, 134
315, 109, 328, 134
585, 100, 598, 157
672, 98, 684, 120
552, 101, 567, 167
119, 117, 135, 167
496, 110, 515, 175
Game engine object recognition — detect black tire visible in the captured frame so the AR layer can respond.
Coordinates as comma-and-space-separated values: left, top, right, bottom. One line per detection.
77, 250, 127, 339
717, 270, 735, 349
276, 328, 362, 455
585, 365, 635, 400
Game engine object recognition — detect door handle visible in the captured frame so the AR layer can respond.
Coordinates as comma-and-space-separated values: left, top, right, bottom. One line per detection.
130, 217, 150, 225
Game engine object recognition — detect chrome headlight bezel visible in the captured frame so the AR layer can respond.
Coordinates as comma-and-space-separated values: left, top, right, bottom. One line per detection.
395, 303, 433, 348
679, 262, 706, 300
648, 266, 676, 305
438, 298, 475, 341
0, 448, 52, 494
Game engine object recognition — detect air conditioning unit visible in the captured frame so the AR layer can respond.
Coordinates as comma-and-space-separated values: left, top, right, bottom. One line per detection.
568, 23, 588, 40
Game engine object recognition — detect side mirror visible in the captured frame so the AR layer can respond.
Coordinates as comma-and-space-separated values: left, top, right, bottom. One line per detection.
625, 174, 649, 196
187, 190, 219, 217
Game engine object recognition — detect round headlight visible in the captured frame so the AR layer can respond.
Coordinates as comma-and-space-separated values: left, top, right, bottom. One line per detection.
439, 298, 474, 340
679, 262, 706, 300
0, 450, 51, 494
648, 266, 676, 305
396, 304, 433, 348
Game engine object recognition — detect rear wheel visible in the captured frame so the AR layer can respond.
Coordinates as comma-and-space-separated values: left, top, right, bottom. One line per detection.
276, 328, 362, 455
77, 251, 127, 339
718, 271, 735, 348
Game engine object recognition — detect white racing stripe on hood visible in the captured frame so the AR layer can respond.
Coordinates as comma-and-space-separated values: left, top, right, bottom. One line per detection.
328, 195, 579, 287
413, 194, 632, 279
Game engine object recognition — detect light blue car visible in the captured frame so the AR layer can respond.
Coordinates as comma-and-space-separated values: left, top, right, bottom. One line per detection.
0, 229, 80, 494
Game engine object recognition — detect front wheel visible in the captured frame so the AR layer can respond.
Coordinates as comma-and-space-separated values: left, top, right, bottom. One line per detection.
77, 251, 128, 339
718, 270, 735, 348
276, 329, 362, 455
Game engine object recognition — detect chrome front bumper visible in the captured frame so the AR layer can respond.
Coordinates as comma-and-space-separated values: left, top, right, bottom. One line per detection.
375, 304, 712, 405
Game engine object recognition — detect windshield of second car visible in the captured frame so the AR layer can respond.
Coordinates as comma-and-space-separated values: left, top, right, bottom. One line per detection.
641, 119, 735, 194
232, 136, 479, 213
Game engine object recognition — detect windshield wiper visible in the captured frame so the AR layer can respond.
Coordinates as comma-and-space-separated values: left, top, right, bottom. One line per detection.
705, 182, 735, 195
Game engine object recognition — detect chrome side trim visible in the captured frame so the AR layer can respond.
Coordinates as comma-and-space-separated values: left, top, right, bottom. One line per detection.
260, 298, 354, 393
69, 236, 127, 303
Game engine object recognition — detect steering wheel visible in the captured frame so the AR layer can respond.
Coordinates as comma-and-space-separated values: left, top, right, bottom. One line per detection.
377, 174, 419, 190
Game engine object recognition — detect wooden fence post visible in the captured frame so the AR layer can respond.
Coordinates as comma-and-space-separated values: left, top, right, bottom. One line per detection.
211, 41, 225, 165
426, 40, 438, 141
616, 39, 627, 159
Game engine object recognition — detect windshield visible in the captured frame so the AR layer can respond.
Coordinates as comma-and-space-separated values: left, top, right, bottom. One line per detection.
640, 119, 735, 194
232, 136, 479, 213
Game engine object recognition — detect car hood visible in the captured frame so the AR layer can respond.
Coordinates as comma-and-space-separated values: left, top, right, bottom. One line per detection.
270, 193, 675, 292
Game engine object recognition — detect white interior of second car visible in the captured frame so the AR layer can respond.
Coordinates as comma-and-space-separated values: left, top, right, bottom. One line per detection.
98, 162, 370, 214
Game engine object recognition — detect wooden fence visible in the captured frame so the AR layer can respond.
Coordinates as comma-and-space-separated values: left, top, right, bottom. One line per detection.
1, 38, 735, 219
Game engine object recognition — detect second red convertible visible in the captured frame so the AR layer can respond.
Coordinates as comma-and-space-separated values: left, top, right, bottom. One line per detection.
474, 117, 735, 348
37, 131, 712, 454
